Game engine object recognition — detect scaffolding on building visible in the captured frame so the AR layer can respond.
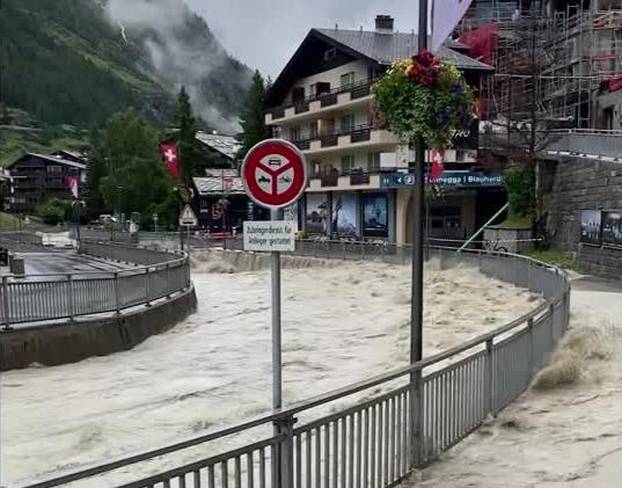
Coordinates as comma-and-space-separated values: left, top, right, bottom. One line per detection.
458, 0, 622, 129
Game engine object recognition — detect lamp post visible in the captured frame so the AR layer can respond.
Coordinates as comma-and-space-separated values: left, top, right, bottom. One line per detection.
409, 0, 428, 468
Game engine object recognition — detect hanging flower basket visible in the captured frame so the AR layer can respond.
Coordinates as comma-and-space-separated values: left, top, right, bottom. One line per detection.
372, 49, 476, 149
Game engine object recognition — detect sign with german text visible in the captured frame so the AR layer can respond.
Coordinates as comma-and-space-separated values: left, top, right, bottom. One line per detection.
241, 139, 307, 210
243, 221, 296, 252
381, 171, 504, 189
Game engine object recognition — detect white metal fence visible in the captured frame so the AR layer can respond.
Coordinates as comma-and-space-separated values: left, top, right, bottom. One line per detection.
1, 241, 191, 328
15, 245, 570, 488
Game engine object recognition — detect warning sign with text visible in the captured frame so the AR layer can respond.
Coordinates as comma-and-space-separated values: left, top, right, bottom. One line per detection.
243, 221, 296, 252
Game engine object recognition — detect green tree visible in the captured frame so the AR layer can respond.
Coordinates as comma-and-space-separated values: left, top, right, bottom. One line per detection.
176, 86, 198, 186
36, 198, 71, 226
237, 71, 266, 158
89, 110, 176, 225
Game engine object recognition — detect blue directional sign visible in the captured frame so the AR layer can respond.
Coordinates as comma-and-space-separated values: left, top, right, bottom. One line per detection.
380, 171, 504, 189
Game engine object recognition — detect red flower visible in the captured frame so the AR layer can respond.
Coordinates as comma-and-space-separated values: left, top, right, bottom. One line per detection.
415, 49, 436, 68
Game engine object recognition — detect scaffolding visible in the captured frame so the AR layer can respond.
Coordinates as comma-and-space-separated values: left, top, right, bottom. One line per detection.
459, 0, 622, 129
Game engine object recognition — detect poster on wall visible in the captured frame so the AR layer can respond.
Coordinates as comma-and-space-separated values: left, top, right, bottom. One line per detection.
332, 193, 358, 238
306, 193, 330, 235
602, 211, 622, 247
362, 194, 388, 238
283, 202, 299, 231
580, 210, 602, 245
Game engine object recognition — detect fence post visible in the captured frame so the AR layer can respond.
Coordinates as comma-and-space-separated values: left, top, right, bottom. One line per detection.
67, 274, 75, 322
410, 370, 424, 468
484, 338, 494, 415
564, 290, 570, 332
549, 303, 556, 346
274, 416, 296, 488
342, 241, 347, 261
144, 268, 151, 306
165, 263, 171, 298
527, 317, 535, 376
2, 276, 11, 330
114, 272, 121, 315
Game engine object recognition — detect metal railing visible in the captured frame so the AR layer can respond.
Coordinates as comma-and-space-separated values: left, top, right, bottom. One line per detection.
268, 79, 376, 120
1, 241, 191, 328
16, 243, 570, 488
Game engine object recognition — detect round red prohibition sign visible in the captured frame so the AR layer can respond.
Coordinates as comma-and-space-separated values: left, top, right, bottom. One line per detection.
241, 139, 308, 209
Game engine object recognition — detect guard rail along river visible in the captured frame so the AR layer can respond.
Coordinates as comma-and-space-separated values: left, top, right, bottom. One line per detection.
15, 242, 571, 488
0, 240, 196, 370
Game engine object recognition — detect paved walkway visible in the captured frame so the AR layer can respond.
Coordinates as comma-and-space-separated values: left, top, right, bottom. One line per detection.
20, 252, 135, 277
401, 273, 622, 488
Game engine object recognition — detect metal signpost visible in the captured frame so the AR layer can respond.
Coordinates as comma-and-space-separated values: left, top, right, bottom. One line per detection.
179, 204, 198, 254
241, 139, 307, 485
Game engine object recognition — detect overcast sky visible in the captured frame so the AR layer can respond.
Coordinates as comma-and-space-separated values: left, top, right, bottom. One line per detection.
185, 0, 421, 77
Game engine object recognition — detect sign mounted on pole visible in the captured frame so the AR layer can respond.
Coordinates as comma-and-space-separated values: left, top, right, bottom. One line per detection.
179, 204, 198, 227
243, 221, 295, 252
241, 139, 307, 210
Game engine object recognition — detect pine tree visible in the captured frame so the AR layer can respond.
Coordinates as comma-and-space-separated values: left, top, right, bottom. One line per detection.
89, 109, 176, 226
175, 86, 198, 186
237, 71, 267, 159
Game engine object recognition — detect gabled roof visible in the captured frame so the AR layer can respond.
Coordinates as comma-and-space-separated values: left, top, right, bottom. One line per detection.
52, 150, 88, 164
314, 28, 493, 71
193, 176, 245, 196
7, 153, 86, 170
267, 28, 493, 106
196, 132, 241, 161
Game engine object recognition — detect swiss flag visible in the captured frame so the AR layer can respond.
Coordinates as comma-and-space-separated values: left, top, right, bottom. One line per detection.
65, 176, 79, 199
159, 142, 180, 180
430, 149, 444, 181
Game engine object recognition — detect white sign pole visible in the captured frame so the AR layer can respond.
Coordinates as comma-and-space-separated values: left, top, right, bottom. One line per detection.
271, 208, 284, 413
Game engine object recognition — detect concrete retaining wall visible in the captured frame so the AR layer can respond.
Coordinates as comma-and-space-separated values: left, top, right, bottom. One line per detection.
0, 286, 197, 371
542, 158, 622, 252
578, 244, 622, 281
483, 227, 533, 254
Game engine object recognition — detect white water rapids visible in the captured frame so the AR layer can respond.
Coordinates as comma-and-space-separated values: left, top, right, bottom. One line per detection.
0, 252, 542, 485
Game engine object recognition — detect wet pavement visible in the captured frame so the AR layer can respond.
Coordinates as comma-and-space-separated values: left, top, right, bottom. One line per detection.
17, 252, 135, 277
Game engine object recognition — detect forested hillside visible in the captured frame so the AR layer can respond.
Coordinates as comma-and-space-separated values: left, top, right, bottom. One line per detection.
0, 0, 252, 134
1, 0, 169, 128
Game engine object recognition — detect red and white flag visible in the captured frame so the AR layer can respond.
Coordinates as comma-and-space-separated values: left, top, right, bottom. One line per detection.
430, 148, 444, 181
66, 176, 79, 199
159, 142, 181, 180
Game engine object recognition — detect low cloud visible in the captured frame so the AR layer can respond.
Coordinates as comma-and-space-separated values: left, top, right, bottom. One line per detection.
105, 0, 250, 133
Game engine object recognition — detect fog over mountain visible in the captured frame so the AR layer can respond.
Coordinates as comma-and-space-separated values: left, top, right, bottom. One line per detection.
104, 0, 253, 133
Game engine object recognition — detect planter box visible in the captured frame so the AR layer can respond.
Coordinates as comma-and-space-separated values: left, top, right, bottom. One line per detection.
483, 227, 533, 254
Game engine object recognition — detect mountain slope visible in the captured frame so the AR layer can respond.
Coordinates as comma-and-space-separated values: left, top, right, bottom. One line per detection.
0, 0, 252, 132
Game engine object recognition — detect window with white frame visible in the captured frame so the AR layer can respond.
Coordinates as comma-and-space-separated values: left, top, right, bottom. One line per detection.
340, 72, 355, 90
340, 113, 355, 133
340, 154, 355, 175
291, 126, 302, 141
367, 152, 381, 172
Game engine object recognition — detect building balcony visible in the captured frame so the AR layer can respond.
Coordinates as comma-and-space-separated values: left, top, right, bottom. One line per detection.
292, 125, 398, 156
265, 79, 376, 125
308, 168, 381, 192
